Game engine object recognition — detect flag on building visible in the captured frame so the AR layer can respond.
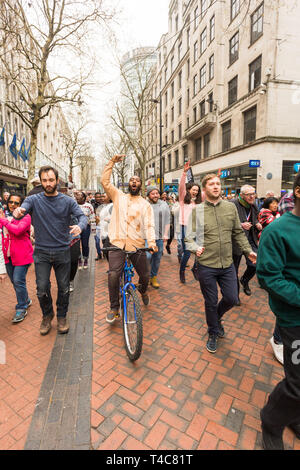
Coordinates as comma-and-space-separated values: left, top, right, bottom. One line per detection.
25, 143, 30, 160
9, 133, 18, 160
0, 125, 5, 146
18, 137, 27, 162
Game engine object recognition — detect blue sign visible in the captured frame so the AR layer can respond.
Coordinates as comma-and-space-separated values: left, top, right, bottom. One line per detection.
294, 163, 300, 172
220, 170, 231, 179
164, 183, 178, 194
249, 160, 261, 168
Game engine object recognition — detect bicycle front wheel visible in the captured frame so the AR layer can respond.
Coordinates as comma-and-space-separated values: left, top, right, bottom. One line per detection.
122, 286, 143, 362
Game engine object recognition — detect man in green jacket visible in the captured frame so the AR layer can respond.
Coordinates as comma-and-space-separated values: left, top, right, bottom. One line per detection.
256, 171, 300, 450
185, 174, 256, 353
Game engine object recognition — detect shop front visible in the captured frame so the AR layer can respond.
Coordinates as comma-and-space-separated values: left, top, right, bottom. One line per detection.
0, 165, 27, 198
281, 160, 300, 192
194, 164, 258, 195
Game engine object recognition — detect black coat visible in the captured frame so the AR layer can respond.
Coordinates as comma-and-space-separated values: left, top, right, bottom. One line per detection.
231, 198, 259, 255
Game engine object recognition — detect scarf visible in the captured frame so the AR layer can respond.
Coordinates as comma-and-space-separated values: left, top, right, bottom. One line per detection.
238, 194, 250, 209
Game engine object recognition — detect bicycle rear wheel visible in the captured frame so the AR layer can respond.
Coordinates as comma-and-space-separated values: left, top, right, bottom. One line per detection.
122, 285, 143, 362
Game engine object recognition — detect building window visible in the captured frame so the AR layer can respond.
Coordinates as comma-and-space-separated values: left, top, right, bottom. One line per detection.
229, 31, 239, 65
175, 149, 179, 168
178, 123, 182, 139
231, 0, 240, 21
249, 55, 262, 92
251, 2, 264, 44
210, 15, 215, 42
201, 0, 208, 17
200, 100, 206, 119
175, 15, 179, 32
178, 41, 182, 61
244, 106, 257, 144
186, 116, 190, 129
187, 88, 190, 105
162, 156, 165, 174
204, 133, 210, 158
165, 91, 168, 107
171, 55, 174, 73
178, 97, 182, 115
171, 130, 175, 144
183, 144, 188, 163
200, 64, 206, 90
187, 27, 190, 48
228, 75, 238, 105
194, 6, 199, 30
209, 54, 214, 80
171, 106, 174, 122
222, 120, 231, 151
171, 81, 174, 98
193, 74, 198, 96
178, 70, 182, 89
187, 58, 190, 77
165, 114, 168, 128
200, 27, 207, 55
168, 153, 172, 170
193, 106, 197, 123
194, 41, 198, 63
208, 92, 213, 112
195, 137, 202, 161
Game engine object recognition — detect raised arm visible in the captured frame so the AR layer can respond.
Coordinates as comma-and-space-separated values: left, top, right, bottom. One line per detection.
0, 214, 31, 236
101, 155, 126, 202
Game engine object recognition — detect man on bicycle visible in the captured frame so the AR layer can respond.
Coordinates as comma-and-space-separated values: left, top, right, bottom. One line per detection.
101, 155, 157, 323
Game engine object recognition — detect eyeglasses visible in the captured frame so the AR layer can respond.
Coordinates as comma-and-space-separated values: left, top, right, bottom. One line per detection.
243, 193, 256, 197
8, 201, 20, 206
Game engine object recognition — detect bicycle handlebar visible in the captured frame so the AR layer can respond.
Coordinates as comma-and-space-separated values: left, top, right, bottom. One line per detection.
102, 246, 153, 254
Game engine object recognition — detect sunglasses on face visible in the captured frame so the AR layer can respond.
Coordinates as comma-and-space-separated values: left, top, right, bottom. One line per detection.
8, 201, 20, 206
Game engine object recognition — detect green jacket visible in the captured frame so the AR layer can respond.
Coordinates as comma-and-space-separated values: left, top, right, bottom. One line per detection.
256, 212, 300, 327
185, 199, 252, 269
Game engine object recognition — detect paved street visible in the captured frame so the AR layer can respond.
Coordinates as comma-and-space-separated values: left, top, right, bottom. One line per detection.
0, 244, 299, 451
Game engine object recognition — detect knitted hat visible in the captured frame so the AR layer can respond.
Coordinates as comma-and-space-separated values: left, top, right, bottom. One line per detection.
147, 185, 160, 196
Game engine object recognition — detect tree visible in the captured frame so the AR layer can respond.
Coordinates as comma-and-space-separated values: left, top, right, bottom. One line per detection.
110, 51, 156, 196
0, 0, 114, 191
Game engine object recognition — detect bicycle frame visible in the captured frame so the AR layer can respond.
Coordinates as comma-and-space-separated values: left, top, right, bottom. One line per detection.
121, 256, 137, 323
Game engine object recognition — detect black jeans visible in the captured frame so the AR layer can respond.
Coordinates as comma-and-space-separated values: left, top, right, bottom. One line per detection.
261, 325, 300, 435
108, 248, 150, 310
33, 248, 71, 318
233, 251, 256, 295
197, 263, 238, 336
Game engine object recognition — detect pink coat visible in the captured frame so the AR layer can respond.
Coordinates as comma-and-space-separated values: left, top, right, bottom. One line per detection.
0, 214, 34, 266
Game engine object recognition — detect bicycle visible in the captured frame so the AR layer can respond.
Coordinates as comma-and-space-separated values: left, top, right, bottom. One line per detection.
102, 246, 152, 362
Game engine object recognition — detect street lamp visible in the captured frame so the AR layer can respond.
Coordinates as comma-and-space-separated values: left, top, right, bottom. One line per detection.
149, 95, 163, 194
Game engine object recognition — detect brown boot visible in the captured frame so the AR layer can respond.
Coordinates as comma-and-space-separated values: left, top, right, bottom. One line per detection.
57, 316, 69, 334
40, 314, 54, 336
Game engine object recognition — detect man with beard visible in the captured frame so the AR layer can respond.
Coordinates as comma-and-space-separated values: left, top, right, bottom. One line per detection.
101, 155, 157, 324
185, 174, 257, 353
13, 166, 87, 335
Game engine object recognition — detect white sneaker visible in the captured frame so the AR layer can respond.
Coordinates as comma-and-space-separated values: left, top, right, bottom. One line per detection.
69, 281, 74, 293
269, 337, 284, 365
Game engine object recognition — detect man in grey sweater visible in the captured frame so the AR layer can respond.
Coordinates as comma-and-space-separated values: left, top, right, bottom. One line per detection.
14, 166, 87, 335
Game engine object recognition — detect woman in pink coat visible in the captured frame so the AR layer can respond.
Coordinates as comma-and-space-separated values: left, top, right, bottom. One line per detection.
0, 193, 34, 323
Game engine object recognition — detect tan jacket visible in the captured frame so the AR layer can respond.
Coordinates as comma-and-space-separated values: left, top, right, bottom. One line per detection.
101, 160, 156, 251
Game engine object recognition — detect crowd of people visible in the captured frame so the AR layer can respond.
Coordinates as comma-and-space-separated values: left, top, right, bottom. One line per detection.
0, 157, 299, 451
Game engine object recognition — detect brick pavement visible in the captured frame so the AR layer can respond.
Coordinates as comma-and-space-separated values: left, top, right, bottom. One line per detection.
1, 243, 300, 450
91, 245, 300, 451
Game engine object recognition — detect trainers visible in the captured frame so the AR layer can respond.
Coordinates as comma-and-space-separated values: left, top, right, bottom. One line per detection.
269, 337, 284, 365
78, 259, 83, 270
217, 321, 225, 338
12, 309, 27, 324
150, 276, 160, 289
40, 314, 54, 336
106, 310, 119, 324
57, 317, 69, 334
206, 334, 218, 353
69, 281, 74, 293
26, 299, 32, 309
83, 258, 88, 269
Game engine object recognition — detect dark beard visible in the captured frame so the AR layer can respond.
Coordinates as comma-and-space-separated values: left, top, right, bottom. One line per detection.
43, 184, 57, 194
128, 186, 141, 196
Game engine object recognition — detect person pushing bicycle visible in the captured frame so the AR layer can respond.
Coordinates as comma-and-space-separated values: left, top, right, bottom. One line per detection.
101, 155, 157, 323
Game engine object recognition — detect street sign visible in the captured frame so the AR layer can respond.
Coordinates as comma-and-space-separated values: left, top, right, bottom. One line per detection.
294, 163, 300, 172
220, 170, 231, 179
249, 160, 261, 168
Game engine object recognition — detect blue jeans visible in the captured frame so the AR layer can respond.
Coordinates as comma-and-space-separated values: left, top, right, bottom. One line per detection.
33, 248, 71, 318
94, 234, 102, 257
179, 225, 191, 272
149, 239, 164, 277
6, 259, 31, 311
80, 224, 91, 259
197, 263, 238, 336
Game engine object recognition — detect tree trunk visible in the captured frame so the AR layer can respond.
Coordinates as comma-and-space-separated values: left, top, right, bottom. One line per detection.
26, 128, 38, 193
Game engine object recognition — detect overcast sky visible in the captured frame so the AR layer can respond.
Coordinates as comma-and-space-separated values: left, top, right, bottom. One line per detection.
88, 0, 170, 160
